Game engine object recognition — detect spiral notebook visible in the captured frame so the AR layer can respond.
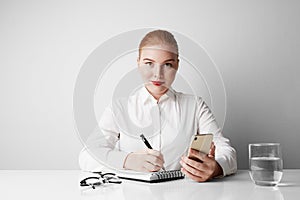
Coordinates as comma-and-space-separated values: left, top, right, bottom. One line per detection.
116, 169, 185, 183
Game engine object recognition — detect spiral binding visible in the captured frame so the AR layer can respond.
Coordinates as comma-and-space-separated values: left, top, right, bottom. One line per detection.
154, 170, 184, 179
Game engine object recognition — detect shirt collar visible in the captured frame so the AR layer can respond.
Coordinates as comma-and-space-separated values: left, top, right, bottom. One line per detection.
139, 86, 176, 104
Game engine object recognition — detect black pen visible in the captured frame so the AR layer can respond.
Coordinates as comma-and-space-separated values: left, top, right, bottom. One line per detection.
140, 134, 165, 171
140, 134, 153, 149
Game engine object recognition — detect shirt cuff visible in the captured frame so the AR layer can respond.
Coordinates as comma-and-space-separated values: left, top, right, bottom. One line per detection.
107, 150, 129, 169
215, 156, 229, 177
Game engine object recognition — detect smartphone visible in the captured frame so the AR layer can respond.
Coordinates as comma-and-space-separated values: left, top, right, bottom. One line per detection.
188, 134, 213, 162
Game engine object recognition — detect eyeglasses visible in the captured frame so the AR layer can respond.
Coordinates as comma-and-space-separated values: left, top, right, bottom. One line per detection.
80, 172, 122, 189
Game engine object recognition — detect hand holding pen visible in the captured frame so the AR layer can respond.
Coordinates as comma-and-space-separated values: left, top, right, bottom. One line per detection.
123, 134, 165, 172
140, 134, 166, 171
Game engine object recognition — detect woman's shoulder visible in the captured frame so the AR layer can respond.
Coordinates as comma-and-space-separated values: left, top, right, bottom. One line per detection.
172, 89, 203, 102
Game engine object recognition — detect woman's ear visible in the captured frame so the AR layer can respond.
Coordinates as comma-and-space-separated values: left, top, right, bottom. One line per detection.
174, 58, 179, 70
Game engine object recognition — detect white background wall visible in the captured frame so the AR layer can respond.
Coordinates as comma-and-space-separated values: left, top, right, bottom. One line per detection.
1, 0, 299, 169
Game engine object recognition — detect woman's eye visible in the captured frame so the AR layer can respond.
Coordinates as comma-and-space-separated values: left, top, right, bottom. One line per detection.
164, 63, 173, 68
145, 62, 153, 66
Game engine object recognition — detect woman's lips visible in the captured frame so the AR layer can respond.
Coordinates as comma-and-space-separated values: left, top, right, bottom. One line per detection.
151, 81, 164, 86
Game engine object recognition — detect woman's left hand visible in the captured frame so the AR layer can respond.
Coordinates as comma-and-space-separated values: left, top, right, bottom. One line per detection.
180, 143, 223, 182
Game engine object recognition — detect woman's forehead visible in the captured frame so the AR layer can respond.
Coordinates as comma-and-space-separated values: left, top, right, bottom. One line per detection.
141, 44, 178, 54
140, 45, 178, 61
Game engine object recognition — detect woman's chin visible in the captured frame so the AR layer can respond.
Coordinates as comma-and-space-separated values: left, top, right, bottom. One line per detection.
146, 85, 168, 95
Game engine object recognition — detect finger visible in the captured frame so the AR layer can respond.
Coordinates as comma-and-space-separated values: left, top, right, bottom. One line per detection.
147, 149, 165, 162
181, 156, 206, 171
146, 149, 160, 156
143, 161, 161, 172
147, 149, 163, 160
145, 154, 164, 167
210, 141, 215, 149
181, 167, 206, 182
209, 142, 216, 158
189, 149, 208, 162
180, 158, 204, 177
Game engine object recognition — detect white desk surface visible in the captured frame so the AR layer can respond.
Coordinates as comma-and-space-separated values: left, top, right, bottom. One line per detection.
0, 170, 299, 200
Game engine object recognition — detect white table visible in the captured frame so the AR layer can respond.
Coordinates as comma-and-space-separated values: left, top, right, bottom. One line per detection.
0, 170, 299, 200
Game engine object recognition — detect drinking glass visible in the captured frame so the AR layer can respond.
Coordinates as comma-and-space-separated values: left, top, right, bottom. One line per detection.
249, 143, 283, 186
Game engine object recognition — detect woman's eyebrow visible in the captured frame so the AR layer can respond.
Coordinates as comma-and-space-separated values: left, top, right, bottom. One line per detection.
142, 58, 175, 62
143, 58, 155, 62
163, 59, 175, 62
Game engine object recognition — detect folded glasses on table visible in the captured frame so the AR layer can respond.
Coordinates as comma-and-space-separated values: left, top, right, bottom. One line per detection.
80, 172, 122, 189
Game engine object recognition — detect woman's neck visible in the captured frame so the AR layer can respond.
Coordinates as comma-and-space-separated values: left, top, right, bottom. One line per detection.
144, 86, 168, 102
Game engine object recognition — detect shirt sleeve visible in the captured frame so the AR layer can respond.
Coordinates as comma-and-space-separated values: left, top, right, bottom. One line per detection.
78, 105, 128, 172
196, 98, 237, 176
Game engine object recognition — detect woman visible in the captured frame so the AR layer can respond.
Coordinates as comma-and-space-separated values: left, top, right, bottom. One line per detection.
79, 30, 237, 182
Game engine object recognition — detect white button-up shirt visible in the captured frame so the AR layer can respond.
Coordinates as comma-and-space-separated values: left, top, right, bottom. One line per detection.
79, 87, 237, 176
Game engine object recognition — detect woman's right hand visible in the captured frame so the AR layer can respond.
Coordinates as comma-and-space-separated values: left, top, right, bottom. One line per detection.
123, 149, 165, 172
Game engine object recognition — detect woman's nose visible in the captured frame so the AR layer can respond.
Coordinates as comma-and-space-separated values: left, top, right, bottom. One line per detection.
154, 65, 163, 79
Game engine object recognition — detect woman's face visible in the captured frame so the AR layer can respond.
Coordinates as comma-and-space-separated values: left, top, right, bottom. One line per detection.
138, 45, 179, 100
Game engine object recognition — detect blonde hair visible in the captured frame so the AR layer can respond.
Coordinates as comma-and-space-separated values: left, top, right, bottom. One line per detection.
138, 30, 179, 58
